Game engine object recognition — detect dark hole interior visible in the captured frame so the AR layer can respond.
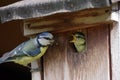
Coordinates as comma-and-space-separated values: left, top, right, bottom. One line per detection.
0, 62, 31, 80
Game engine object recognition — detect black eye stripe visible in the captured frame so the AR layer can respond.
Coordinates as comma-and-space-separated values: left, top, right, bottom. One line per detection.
75, 35, 85, 39
76, 35, 82, 37
76, 36, 81, 38
38, 36, 51, 40
44, 37, 51, 40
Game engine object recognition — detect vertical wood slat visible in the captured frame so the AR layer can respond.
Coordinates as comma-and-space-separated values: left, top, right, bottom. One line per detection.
110, 3, 120, 80
110, 22, 120, 80
31, 60, 42, 80
43, 25, 110, 80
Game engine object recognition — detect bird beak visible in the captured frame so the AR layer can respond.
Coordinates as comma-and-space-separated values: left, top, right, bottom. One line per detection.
50, 40, 54, 43
70, 35, 76, 43
70, 39, 75, 43
50, 39, 54, 45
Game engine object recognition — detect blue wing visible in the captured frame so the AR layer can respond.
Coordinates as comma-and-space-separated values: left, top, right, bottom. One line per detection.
0, 39, 41, 62
0, 42, 26, 61
20, 39, 41, 57
25, 48, 40, 56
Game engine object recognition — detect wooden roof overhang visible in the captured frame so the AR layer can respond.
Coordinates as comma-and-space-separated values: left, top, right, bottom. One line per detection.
0, 0, 111, 23
0, 0, 120, 36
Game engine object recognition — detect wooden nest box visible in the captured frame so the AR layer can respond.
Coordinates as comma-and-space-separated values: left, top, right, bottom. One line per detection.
23, 4, 119, 80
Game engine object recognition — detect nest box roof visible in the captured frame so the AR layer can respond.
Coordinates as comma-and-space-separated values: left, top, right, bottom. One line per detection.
0, 0, 116, 23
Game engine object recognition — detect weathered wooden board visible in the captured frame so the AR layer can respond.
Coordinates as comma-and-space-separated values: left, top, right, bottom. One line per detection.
23, 7, 112, 36
0, 0, 110, 23
43, 25, 110, 80
110, 3, 120, 80
110, 22, 120, 80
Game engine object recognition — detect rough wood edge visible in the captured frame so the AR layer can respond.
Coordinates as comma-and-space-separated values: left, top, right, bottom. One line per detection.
110, 2, 120, 80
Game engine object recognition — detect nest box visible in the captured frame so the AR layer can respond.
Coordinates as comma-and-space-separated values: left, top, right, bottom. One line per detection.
0, 0, 120, 80
23, 4, 119, 80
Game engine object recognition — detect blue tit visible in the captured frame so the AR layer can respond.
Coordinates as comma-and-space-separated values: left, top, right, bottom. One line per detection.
0, 32, 54, 67
70, 32, 86, 53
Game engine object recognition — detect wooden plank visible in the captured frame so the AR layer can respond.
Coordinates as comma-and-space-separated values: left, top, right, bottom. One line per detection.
43, 25, 110, 80
23, 7, 112, 36
44, 34, 66, 80
31, 59, 42, 80
110, 3, 120, 80
110, 22, 120, 80
83, 25, 110, 80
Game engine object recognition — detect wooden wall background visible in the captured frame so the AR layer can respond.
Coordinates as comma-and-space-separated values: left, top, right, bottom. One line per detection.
43, 24, 110, 80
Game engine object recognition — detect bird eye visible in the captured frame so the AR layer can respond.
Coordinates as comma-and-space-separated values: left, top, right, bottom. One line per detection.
76, 36, 81, 38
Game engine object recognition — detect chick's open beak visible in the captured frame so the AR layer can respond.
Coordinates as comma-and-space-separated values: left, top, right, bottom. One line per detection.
70, 39, 75, 43
70, 35, 76, 43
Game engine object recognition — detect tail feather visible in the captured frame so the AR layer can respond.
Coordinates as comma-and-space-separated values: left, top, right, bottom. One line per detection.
0, 58, 4, 64
0, 52, 10, 64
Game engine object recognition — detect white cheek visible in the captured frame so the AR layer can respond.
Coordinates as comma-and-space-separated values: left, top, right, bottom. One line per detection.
38, 39, 50, 45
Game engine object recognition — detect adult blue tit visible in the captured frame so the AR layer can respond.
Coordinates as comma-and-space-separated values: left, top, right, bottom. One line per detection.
0, 32, 54, 67
70, 32, 86, 53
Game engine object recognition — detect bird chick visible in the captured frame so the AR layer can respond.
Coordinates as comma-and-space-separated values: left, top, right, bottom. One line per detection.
70, 32, 86, 53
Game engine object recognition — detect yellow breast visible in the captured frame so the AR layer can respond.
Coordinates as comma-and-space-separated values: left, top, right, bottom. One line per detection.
14, 46, 48, 66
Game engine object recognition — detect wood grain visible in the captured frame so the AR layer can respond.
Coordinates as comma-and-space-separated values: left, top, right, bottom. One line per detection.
23, 7, 112, 36
110, 22, 120, 80
43, 25, 110, 80
44, 34, 66, 80
31, 60, 42, 80
110, 3, 120, 80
